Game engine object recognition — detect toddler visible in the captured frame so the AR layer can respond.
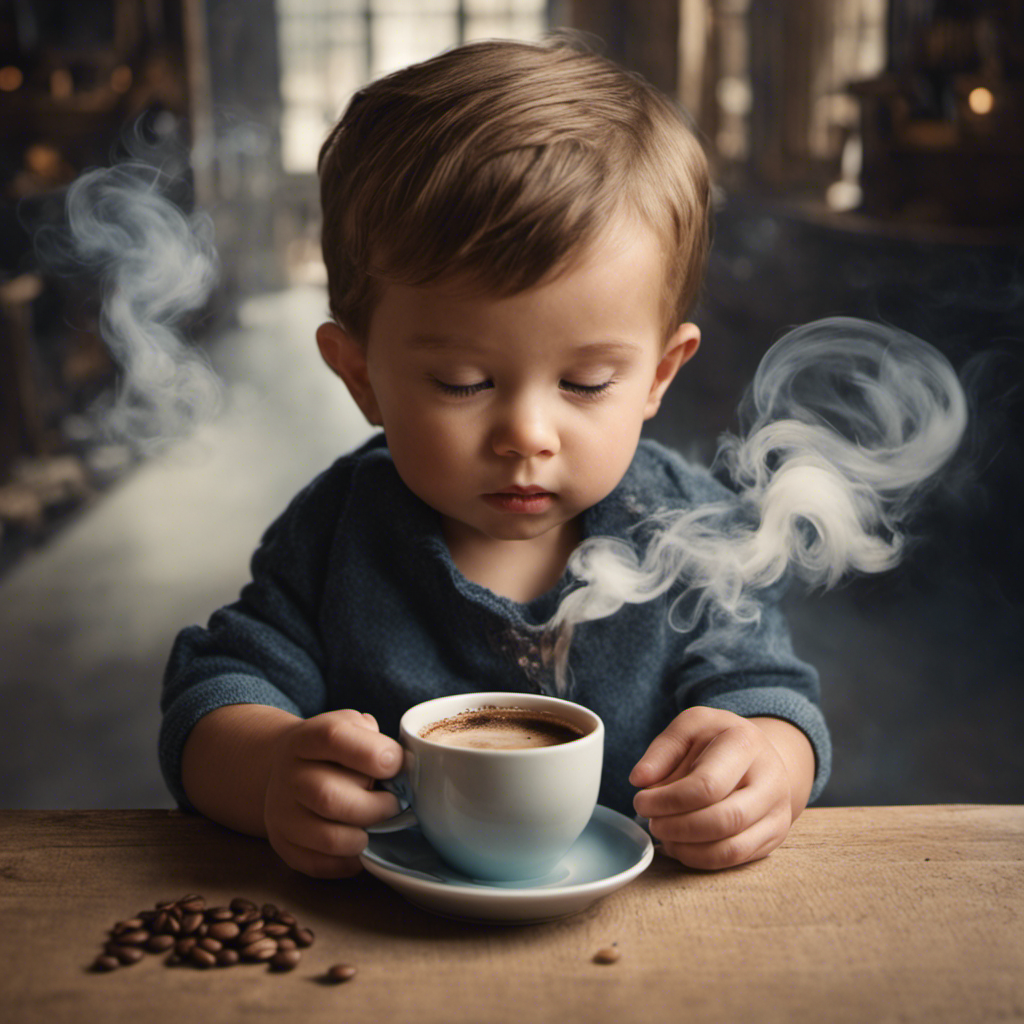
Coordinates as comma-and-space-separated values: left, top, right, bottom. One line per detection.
161, 36, 829, 878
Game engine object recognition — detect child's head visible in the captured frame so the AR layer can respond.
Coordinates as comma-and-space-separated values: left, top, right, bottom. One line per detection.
315, 36, 710, 595
317, 35, 711, 343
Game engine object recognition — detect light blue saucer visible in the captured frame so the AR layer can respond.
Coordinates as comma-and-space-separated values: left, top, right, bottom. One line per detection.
359, 805, 654, 923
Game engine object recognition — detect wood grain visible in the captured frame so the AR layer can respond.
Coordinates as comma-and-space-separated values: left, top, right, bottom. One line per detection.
2, 805, 1021, 1024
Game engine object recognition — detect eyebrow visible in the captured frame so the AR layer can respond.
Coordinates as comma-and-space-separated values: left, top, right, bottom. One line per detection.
405, 333, 644, 357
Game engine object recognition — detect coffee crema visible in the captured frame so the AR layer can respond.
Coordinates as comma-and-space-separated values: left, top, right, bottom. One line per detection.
419, 707, 586, 750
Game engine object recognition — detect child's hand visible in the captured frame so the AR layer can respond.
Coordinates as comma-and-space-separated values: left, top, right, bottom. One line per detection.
630, 707, 797, 871
263, 710, 403, 878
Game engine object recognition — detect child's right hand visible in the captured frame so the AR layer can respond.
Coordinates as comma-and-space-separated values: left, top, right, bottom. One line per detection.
263, 710, 403, 878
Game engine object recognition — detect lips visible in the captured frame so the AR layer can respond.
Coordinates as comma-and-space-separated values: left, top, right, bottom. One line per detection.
483, 485, 555, 514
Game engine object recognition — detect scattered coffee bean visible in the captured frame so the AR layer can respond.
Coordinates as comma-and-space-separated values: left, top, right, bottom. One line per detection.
593, 945, 620, 964
88, 893, 317, 974
326, 963, 357, 983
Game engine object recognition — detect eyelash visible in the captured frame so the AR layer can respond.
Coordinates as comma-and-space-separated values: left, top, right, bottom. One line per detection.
430, 378, 614, 398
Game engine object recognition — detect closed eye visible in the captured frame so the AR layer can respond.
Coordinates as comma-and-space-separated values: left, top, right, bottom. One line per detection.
560, 379, 614, 397
430, 377, 492, 397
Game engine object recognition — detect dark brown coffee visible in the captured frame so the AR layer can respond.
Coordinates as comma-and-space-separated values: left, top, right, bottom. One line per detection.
419, 707, 585, 750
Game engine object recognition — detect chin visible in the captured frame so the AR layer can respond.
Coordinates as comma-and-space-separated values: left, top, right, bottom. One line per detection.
481, 519, 564, 542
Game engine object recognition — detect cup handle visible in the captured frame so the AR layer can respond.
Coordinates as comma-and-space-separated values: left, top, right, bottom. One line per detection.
365, 773, 418, 834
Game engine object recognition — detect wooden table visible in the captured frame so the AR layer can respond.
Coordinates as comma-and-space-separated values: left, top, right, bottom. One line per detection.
2, 805, 1021, 1023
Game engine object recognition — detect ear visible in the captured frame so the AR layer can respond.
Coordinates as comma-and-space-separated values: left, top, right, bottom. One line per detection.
316, 322, 383, 426
643, 322, 700, 420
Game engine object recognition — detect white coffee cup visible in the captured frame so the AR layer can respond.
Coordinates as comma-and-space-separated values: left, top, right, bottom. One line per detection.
368, 692, 604, 881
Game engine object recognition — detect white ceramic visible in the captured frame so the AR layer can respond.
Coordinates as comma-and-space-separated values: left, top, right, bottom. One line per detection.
360, 805, 654, 923
368, 691, 603, 881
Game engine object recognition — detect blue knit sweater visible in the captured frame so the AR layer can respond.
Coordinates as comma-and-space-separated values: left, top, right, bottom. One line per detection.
160, 434, 831, 815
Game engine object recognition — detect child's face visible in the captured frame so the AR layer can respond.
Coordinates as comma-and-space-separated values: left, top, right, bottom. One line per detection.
318, 218, 699, 555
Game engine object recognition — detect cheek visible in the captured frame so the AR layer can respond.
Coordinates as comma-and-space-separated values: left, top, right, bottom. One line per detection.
381, 406, 468, 479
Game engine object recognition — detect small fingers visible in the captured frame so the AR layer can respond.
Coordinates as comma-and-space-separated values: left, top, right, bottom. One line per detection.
291, 764, 401, 826
634, 725, 755, 818
658, 808, 790, 871
291, 710, 402, 778
267, 805, 371, 878
646, 785, 767, 846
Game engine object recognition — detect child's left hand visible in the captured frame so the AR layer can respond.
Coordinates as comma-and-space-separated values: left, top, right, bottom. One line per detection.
630, 706, 799, 870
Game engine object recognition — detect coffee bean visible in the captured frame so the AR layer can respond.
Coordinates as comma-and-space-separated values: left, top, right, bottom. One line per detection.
111, 945, 145, 966
264, 922, 290, 938
113, 918, 145, 934
180, 912, 203, 934
326, 963, 357, 983
270, 949, 301, 972
208, 920, 240, 942
216, 948, 240, 967
175, 937, 198, 956
593, 946, 620, 964
230, 897, 257, 915
239, 923, 266, 943
154, 910, 180, 934
233, 908, 260, 925
276, 937, 297, 951
292, 927, 315, 948
261, 903, 279, 919
114, 929, 149, 946
145, 934, 175, 953
91, 955, 119, 973
179, 895, 206, 913
240, 937, 278, 962
209, 907, 234, 921
276, 911, 296, 927
198, 937, 222, 953
189, 946, 217, 969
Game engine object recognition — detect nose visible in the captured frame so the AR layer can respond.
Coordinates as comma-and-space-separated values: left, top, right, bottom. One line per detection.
490, 394, 560, 459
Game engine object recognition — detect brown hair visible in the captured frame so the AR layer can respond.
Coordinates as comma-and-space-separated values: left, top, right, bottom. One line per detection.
318, 35, 710, 341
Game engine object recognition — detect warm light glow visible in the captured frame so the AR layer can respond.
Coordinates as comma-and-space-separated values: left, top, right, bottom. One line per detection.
110, 65, 133, 93
50, 68, 73, 99
968, 87, 995, 115
0, 65, 23, 91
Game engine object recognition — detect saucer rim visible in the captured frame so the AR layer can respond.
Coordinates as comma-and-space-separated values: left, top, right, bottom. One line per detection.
359, 804, 654, 899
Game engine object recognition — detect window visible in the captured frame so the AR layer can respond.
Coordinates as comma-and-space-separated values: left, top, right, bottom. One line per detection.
275, 0, 548, 173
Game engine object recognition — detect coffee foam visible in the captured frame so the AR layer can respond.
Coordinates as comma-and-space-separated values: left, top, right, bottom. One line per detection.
419, 707, 584, 750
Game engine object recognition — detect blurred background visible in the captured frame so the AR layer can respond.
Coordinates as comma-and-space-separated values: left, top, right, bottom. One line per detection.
1, 0, 1021, 810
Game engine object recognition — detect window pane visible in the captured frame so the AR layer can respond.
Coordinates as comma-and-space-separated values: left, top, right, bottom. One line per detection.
371, 14, 459, 78
277, 0, 551, 172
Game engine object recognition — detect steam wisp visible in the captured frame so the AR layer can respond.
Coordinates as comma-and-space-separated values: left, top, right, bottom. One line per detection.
48, 163, 222, 449
546, 317, 969, 691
